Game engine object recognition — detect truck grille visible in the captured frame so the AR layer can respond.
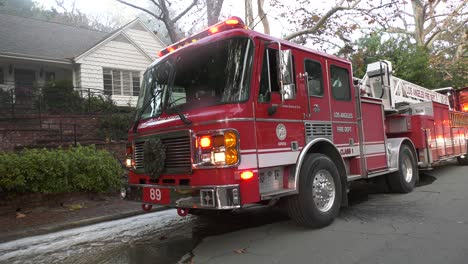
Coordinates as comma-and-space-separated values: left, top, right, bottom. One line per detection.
134, 131, 192, 174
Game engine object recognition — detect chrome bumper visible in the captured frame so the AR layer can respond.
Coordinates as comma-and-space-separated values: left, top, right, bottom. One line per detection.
123, 184, 241, 210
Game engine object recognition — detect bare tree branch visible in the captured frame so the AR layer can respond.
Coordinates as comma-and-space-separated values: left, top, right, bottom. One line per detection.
116, 0, 161, 19
172, 0, 198, 23
283, 0, 369, 41
284, 5, 347, 40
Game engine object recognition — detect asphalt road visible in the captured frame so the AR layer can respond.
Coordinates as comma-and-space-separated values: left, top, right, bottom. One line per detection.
1, 163, 466, 264
188, 164, 468, 264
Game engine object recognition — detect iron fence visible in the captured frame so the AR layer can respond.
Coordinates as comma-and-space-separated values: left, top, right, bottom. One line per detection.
0, 83, 126, 118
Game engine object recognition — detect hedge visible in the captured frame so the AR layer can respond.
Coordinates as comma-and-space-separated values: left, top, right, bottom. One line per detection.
0, 145, 124, 194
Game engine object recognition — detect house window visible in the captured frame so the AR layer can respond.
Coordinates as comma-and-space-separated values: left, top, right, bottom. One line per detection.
0, 68, 4, 84
103, 68, 141, 96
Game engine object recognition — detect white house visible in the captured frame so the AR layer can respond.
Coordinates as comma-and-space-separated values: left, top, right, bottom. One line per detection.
0, 13, 166, 106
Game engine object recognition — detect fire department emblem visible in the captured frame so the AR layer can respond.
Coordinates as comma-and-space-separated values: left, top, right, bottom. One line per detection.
276, 124, 287, 141
143, 137, 166, 179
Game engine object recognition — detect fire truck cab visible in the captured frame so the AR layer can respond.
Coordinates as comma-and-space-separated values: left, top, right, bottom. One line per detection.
122, 17, 468, 227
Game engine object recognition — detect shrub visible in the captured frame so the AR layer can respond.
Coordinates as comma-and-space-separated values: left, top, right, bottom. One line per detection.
99, 112, 135, 141
0, 145, 124, 194
42, 80, 83, 113
86, 95, 118, 113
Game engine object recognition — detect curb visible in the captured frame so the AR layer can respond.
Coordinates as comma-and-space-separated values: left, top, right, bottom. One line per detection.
0, 206, 169, 244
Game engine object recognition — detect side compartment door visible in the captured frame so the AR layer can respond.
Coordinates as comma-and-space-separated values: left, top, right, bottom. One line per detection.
327, 62, 361, 163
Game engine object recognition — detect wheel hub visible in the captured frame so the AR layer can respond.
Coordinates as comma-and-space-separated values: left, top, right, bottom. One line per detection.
402, 156, 413, 183
312, 170, 336, 212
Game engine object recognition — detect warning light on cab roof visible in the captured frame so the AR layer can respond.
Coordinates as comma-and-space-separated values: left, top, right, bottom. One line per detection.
157, 16, 245, 58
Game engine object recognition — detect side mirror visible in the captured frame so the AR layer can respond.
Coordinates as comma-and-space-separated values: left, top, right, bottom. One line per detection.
278, 49, 296, 100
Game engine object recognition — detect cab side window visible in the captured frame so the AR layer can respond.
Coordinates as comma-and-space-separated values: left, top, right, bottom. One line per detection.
330, 65, 351, 101
304, 60, 323, 97
259, 48, 280, 102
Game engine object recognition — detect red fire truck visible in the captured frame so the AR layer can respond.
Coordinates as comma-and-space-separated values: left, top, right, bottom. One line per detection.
122, 17, 468, 227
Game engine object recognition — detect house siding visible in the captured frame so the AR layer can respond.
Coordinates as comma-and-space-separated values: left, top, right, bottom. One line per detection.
78, 40, 151, 106
125, 28, 165, 60
74, 65, 81, 88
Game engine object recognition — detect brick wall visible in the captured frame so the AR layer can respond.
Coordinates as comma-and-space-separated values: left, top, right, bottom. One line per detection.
0, 114, 106, 151
0, 114, 128, 166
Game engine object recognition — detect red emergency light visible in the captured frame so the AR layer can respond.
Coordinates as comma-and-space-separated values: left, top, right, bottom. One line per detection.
462, 104, 468, 112
157, 16, 246, 58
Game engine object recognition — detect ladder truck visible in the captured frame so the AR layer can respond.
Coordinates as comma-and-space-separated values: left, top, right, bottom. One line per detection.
121, 17, 468, 227
360, 61, 468, 167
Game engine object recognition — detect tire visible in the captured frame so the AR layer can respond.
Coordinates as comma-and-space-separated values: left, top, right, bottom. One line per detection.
287, 153, 342, 228
387, 144, 417, 193
457, 155, 468, 165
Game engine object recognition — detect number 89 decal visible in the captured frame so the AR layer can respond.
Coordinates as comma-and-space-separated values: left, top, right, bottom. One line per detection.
149, 188, 162, 201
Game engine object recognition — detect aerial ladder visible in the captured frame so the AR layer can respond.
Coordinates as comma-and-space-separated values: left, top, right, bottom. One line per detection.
359, 61, 450, 111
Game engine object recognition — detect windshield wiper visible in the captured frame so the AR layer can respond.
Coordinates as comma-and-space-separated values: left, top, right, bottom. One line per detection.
166, 102, 192, 125
132, 89, 162, 133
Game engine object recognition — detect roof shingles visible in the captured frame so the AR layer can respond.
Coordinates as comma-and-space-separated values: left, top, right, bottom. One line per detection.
0, 13, 107, 62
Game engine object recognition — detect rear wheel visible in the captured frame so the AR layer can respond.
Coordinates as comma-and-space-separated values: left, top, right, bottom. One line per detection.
387, 144, 417, 193
287, 153, 342, 228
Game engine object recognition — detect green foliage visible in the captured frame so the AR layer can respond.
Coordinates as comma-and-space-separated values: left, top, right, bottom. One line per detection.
0, 145, 124, 194
42, 80, 83, 113
350, 33, 466, 89
99, 112, 134, 141
86, 95, 118, 113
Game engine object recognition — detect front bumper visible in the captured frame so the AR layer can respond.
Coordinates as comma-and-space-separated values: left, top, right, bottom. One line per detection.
123, 184, 241, 209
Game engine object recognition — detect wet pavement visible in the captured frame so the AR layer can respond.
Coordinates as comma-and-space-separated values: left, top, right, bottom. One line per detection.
0, 203, 287, 264
0, 164, 466, 264
190, 165, 468, 264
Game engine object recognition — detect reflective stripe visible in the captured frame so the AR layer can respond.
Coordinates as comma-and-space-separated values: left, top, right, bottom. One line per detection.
258, 148, 291, 153
364, 144, 386, 155
258, 152, 299, 167
239, 154, 257, 169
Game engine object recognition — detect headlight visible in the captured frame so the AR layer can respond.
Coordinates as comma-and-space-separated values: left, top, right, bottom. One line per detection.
194, 129, 239, 167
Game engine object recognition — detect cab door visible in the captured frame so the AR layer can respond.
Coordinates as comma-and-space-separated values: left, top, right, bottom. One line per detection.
299, 55, 332, 145
254, 40, 306, 169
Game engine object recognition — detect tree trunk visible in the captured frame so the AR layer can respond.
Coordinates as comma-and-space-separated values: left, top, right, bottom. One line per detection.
207, 0, 224, 26
410, 0, 425, 47
245, 0, 254, 27
257, 0, 270, 34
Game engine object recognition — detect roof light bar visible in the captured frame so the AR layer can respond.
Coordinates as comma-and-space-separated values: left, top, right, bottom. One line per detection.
158, 16, 246, 57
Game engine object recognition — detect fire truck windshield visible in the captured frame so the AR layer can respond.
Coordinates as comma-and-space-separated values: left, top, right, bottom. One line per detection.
136, 37, 253, 121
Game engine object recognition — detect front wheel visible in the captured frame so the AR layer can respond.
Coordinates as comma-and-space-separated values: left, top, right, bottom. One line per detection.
387, 144, 417, 193
287, 153, 342, 228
